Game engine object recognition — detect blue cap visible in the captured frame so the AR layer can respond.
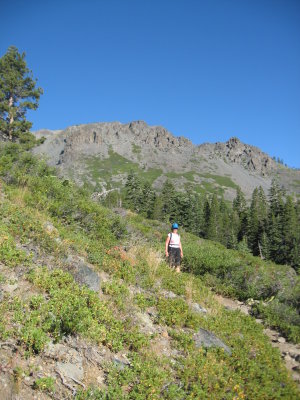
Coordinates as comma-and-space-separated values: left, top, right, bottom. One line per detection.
172, 223, 179, 229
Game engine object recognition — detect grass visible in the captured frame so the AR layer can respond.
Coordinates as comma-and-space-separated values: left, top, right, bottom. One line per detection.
85, 150, 163, 187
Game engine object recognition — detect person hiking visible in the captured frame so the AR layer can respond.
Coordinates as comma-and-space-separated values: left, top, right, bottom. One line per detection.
165, 223, 183, 273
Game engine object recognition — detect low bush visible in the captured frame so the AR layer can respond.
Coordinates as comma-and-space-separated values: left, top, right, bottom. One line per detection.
251, 300, 300, 342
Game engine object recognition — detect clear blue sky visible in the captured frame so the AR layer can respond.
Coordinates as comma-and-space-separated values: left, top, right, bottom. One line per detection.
1, 0, 300, 167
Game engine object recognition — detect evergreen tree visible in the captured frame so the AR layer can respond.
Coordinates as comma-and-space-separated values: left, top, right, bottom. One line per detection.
140, 181, 156, 219
124, 172, 143, 212
282, 196, 300, 268
233, 187, 248, 241
152, 195, 163, 221
267, 179, 285, 264
248, 187, 260, 254
260, 231, 270, 260
206, 194, 221, 242
219, 198, 231, 247
0, 46, 43, 140
161, 180, 177, 222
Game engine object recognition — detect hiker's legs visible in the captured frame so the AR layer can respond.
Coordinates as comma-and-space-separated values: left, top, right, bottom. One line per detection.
168, 248, 176, 269
174, 248, 181, 272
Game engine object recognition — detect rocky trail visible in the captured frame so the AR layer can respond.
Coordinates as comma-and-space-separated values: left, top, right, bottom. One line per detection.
215, 294, 300, 387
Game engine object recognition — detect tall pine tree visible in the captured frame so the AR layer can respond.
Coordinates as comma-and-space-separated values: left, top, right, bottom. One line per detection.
0, 46, 43, 140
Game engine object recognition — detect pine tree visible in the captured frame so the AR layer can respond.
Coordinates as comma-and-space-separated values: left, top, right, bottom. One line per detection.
140, 181, 156, 219
281, 196, 300, 268
233, 187, 248, 242
0, 46, 43, 140
124, 172, 143, 212
267, 179, 285, 264
152, 195, 163, 221
248, 187, 260, 254
206, 194, 221, 241
219, 198, 231, 247
161, 180, 177, 222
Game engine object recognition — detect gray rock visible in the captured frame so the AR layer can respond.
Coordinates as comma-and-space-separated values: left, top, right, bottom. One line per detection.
113, 355, 130, 370
278, 337, 286, 343
56, 361, 84, 381
43, 221, 57, 234
193, 328, 232, 355
66, 255, 100, 292
135, 312, 157, 335
2, 283, 18, 293
73, 263, 100, 292
191, 303, 207, 314
161, 290, 177, 299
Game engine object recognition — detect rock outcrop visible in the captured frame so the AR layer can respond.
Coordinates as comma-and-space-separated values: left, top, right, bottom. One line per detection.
32, 121, 300, 200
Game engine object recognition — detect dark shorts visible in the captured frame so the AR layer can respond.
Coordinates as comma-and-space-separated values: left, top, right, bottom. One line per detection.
168, 247, 181, 267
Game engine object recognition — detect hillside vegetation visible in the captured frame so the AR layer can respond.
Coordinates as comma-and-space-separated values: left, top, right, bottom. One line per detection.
0, 141, 299, 399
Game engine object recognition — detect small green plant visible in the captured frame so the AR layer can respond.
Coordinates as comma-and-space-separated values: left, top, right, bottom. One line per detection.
33, 376, 55, 393
0, 232, 30, 267
134, 293, 157, 311
156, 297, 200, 329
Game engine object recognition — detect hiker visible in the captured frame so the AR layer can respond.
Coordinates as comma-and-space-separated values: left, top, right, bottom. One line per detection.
165, 223, 183, 273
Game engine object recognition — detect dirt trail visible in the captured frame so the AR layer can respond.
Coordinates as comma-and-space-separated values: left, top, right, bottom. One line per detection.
215, 294, 300, 387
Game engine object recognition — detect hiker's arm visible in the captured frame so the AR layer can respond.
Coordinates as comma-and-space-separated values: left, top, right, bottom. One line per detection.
180, 241, 183, 258
165, 236, 170, 256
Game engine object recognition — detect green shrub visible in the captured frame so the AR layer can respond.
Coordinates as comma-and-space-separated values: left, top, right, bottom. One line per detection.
251, 300, 300, 343
134, 293, 157, 311
33, 376, 55, 393
156, 297, 200, 329
0, 231, 30, 267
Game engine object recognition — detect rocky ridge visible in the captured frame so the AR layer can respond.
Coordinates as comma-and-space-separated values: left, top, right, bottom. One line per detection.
33, 121, 300, 200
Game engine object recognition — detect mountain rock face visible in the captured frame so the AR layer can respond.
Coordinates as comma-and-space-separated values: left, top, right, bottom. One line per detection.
33, 121, 300, 200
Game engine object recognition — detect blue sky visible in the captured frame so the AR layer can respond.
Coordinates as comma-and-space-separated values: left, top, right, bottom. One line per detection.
1, 0, 300, 167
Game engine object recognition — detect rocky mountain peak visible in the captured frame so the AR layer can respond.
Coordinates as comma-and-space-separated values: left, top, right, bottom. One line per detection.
32, 121, 300, 200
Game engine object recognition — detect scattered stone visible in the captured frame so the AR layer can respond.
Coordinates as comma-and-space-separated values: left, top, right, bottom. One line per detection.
191, 303, 207, 314
278, 337, 286, 344
135, 312, 157, 335
239, 305, 249, 315
43, 221, 58, 235
56, 361, 84, 381
45, 341, 83, 366
2, 283, 18, 293
161, 290, 177, 299
193, 328, 232, 355
147, 307, 158, 318
66, 255, 100, 292
84, 346, 105, 367
161, 330, 169, 339
113, 355, 130, 370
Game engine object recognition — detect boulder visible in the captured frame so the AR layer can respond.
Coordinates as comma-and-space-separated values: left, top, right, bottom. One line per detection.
191, 303, 207, 314
73, 263, 100, 292
193, 328, 232, 355
56, 361, 84, 381
66, 255, 100, 292
161, 290, 177, 299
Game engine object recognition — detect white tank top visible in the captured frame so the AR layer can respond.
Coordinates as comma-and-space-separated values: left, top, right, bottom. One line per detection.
168, 233, 180, 248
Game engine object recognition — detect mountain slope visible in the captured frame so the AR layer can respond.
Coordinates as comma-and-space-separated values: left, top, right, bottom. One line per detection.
0, 142, 299, 398
33, 121, 300, 200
